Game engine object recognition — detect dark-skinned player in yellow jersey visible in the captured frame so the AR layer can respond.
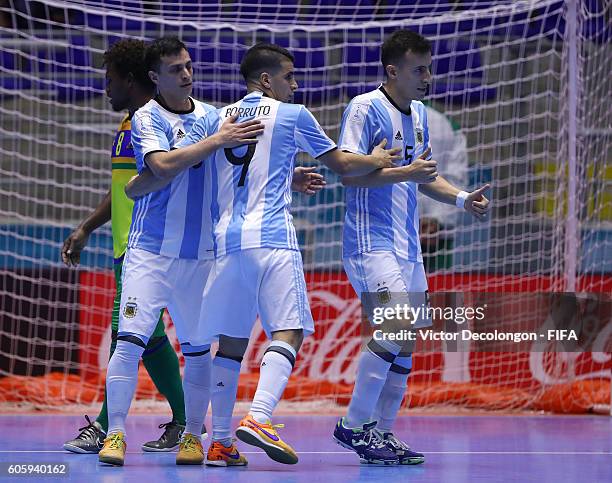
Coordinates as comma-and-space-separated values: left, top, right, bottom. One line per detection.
61, 39, 195, 453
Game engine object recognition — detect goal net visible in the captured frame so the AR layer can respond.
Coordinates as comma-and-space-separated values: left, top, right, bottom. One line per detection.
0, 0, 610, 414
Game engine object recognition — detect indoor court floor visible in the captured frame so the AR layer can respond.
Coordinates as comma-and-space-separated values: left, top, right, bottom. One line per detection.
0, 414, 610, 482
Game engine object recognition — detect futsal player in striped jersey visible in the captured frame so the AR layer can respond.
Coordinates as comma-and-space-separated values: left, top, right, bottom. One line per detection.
98, 37, 264, 467
334, 30, 490, 465
126, 42, 401, 465
179, 43, 401, 465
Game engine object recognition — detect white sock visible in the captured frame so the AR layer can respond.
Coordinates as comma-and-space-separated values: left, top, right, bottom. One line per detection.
249, 341, 296, 424
182, 349, 212, 437
372, 357, 411, 433
107, 339, 145, 435
345, 339, 401, 429
211, 354, 241, 443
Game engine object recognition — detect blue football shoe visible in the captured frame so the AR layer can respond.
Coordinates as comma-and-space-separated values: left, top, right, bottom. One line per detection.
332, 418, 398, 465
373, 429, 425, 465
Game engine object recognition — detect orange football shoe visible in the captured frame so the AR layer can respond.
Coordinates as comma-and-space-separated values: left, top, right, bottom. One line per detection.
205, 440, 248, 467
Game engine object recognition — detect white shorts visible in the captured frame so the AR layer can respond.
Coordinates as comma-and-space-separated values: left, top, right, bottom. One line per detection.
343, 251, 432, 329
118, 247, 213, 345
195, 248, 314, 345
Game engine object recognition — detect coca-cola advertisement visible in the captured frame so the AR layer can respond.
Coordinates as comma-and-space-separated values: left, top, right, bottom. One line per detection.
77, 270, 611, 413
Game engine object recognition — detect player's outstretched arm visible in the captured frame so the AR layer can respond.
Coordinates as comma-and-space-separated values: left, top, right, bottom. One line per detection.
420, 180, 491, 221
291, 166, 326, 195
341, 147, 438, 188
125, 170, 171, 200
145, 115, 264, 180
319, 138, 401, 176
61, 190, 111, 267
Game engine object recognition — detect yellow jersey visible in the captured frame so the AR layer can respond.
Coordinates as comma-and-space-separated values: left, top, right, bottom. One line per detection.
110, 114, 137, 261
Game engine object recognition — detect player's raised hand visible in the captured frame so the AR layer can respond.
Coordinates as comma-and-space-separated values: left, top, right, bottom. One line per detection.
463, 184, 491, 221
218, 113, 265, 148
406, 147, 438, 183
61, 227, 89, 267
371, 138, 403, 168
292, 166, 326, 195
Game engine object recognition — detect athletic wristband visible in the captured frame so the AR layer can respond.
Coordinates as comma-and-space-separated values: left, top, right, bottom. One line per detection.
456, 191, 469, 209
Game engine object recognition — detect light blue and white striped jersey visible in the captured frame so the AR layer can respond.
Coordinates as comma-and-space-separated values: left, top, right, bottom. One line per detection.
339, 86, 432, 261
181, 90, 336, 257
128, 96, 216, 260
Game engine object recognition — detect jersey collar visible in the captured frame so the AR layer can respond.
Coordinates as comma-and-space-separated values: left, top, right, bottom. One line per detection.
154, 94, 195, 115
245, 90, 265, 99
378, 84, 411, 116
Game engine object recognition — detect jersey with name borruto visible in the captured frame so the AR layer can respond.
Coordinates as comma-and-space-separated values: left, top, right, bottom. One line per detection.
128, 97, 216, 260
339, 86, 432, 261
181, 91, 336, 257
110, 113, 137, 262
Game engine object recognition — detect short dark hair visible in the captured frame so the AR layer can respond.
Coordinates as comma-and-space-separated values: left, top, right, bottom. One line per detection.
381, 30, 431, 71
240, 43, 294, 82
103, 39, 154, 90
145, 36, 188, 72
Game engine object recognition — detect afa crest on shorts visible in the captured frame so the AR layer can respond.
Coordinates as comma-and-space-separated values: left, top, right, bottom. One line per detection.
377, 285, 391, 305
123, 300, 138, 318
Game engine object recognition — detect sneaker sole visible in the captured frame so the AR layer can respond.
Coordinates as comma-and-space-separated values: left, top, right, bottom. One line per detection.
332, 435, 398, 466
175, 458, 204, 465
205, 458, 248, 467
63, 443, 101, 454
359, 458, 399, 466
400, 456, 425, 465
141, 443, 179, 452
236, 426, 298, 465
98, 455, 124, 466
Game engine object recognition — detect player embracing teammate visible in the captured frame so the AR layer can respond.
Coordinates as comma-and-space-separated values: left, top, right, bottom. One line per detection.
334, 30, 490, 465
125, 42, 399, 466
93, 29, 489, 470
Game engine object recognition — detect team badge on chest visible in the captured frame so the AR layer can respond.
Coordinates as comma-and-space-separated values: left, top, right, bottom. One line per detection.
415, 128, 424, 145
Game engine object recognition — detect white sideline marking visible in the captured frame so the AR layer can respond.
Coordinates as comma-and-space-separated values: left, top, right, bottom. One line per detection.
0, 450, 610, 455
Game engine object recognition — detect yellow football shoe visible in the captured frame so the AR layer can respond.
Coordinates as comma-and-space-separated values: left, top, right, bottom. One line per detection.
175, 432, 204, 465
98, 432, 126, 466
235, 414, 298, 465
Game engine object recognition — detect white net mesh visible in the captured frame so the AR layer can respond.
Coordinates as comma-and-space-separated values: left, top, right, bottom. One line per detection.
0, 0, 610, 413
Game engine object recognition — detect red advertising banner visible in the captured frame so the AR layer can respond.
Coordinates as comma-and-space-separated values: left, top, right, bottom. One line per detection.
78, 270, 611, 396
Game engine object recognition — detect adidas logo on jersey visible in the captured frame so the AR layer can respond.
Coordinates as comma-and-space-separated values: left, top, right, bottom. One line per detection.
217, 381, 225, 387
176, 129, 186, 140
394, 130, 403, 141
